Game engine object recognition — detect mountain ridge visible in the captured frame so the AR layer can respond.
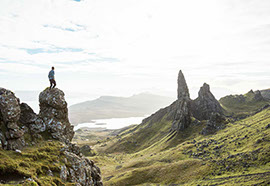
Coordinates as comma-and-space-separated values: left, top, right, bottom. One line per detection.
69, 93, 175, 124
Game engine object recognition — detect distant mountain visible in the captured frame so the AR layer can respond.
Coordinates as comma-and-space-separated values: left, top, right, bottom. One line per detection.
68, 93, 175, 124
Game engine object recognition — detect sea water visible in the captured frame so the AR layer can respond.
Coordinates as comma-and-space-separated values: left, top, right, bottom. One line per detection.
74, 116, 147, 131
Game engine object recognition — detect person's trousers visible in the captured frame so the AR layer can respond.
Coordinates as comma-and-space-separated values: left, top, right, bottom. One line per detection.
49, 79, 56, 89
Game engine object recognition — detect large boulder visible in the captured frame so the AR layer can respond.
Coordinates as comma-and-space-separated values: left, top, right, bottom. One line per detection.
61, 151, 102, 185
201, 112, 228, 135
191, 83, 223, 120
38, 88, 74, 143
0, 88, 25, 150
58, 141, 103, 185
0, 88, 21, 122
19, 103, 46, 134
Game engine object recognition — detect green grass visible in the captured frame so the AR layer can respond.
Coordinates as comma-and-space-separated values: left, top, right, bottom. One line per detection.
0, 141, 65, 185
94, 115, 173, 154
219, 91, 270, 117
90, 107, 270, 185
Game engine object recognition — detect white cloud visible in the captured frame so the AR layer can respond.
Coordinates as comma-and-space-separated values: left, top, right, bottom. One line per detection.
0, 0, 270, 99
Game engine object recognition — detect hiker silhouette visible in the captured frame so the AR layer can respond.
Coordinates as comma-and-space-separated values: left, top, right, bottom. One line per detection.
48, 66, 56, 89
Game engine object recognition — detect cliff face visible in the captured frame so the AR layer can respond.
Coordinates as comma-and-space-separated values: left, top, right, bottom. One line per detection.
0, 87, 102, 186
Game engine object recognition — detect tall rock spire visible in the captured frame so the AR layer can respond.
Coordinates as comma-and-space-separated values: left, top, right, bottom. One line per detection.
177, 70, 190, 100
171, 70, 191, 131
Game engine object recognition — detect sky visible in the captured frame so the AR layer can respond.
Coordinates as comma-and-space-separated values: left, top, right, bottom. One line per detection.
0, 0, 270, 101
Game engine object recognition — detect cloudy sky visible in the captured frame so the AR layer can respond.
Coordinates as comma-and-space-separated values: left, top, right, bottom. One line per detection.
0, 0, 270, 101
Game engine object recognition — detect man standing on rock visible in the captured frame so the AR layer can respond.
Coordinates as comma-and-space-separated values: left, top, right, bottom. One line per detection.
48, 66, 56, 89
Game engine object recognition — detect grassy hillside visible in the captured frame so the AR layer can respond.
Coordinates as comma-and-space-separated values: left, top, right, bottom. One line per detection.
89, 107, 270, 185
219, 90, 270, 118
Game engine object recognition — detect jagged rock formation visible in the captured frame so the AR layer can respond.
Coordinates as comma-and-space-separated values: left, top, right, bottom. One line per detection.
172, 71, 223, 132
191, 83, 223, 120
0, 87, 103, 186
253, 90, 265, 101
141, 70, 224, 133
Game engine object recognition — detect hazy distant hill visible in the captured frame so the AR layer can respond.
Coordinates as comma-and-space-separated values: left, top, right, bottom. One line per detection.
69, 93, 175, 124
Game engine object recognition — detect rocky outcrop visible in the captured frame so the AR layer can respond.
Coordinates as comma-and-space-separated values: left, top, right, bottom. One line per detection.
80, 144, 96, 156
191, 83, 223, 120
140, 70, 224, 134
61, 152, 102, 185
0, 87, 103, 186
39, 88, 74, 143
19, 102, 46, 136
0, 88, 75, 150
172, 72, 223, 132
260, 89, 270, 100
249, 90, 264, 102
200, 112, 227, 135
0, 88, 25, 150
59, 143, 102, 186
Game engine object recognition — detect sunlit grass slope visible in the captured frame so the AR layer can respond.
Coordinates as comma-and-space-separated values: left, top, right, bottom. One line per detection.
220, 91, 270, 118
0, 141, 67, 186
92, 107, 270, 185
